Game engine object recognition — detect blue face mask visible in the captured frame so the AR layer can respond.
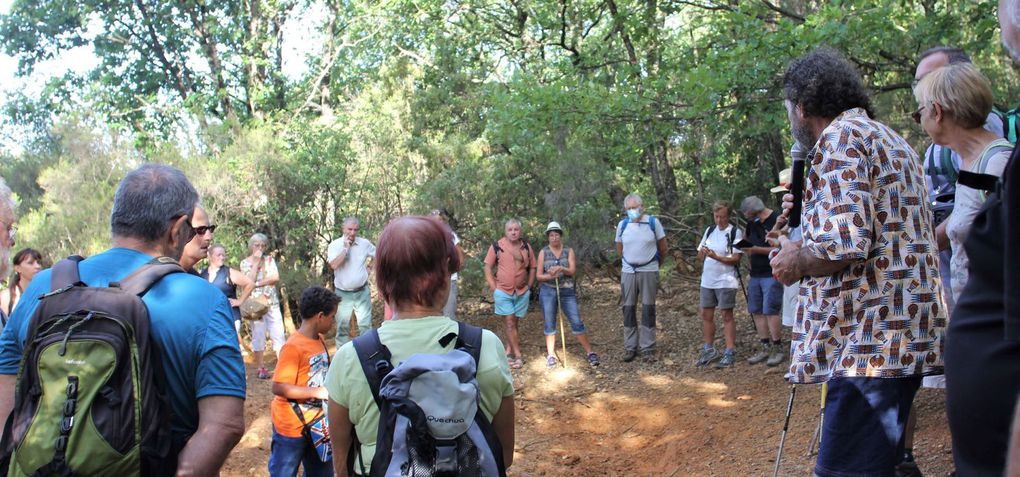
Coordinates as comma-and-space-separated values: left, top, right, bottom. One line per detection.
626, 208, 641, 220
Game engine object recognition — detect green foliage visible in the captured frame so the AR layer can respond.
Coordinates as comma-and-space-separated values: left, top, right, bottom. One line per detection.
3, 0, 1018, 300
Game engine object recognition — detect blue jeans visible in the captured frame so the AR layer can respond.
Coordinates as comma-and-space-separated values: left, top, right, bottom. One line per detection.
539, 285, 586, 335
268, 427, 334, 477
747, 276, 783, 315
815, 377, 921, 477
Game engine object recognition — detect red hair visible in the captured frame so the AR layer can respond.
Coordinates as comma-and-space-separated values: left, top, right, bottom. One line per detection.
375, 216, 462, 310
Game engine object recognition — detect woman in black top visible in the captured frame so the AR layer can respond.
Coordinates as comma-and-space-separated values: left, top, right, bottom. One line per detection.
201, 244, 255, 326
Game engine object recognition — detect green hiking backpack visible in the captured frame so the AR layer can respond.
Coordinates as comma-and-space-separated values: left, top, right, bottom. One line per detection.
0, 256, 179, 477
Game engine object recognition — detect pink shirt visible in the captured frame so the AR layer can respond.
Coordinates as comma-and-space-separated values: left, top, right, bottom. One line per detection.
484, 237, 536, 294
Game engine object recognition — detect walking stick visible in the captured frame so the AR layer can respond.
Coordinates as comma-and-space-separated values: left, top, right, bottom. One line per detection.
808, 382, 828, 456
555, 277, 568, 368
774, 384, 797, 477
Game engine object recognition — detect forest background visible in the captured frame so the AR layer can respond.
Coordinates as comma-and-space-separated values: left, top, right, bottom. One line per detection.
2, 0, 1018, 305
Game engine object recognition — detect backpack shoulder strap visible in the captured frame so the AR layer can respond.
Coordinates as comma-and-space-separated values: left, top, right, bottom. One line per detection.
491, 241, 502, 266
50, 256, 86, 291
648, 215, 658, 235
454, 321, 484, 365
352, 329, 392, 404
115, 257, 186, 296
941, 146, 958, 184
620, 217, 631, 234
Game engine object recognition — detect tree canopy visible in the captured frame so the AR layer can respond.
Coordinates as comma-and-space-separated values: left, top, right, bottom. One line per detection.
2, 0, 1017, 296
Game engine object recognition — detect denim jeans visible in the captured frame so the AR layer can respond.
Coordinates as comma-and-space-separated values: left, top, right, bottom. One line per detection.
268, 427, 334, 477
539, 285, 586, 335
815, 377, 921, 477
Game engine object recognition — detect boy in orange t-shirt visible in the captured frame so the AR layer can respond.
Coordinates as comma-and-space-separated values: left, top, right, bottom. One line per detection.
269, 286, 340, 476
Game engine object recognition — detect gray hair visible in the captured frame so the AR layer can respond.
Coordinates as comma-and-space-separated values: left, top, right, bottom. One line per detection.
624, 193, 643, 208
0, 177, 14, 216
741, 196, 766, 214
504, 218, 521, 229
342, 216, 360, 227
110, 164, 198, 242
248, 233, 269, 249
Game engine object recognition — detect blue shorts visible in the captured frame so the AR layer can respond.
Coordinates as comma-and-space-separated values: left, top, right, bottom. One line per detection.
815, 377, 921, 477
539, 285, 586, 335
747, 276, 783, 315
494, 289, 530, 318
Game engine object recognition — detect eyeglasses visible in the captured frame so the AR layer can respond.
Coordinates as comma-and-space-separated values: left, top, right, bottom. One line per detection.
192, 224, 217, 236
911, 106, 926, 124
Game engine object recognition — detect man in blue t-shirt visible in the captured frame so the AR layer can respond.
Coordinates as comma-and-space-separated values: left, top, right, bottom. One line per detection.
0, 164, 246, 475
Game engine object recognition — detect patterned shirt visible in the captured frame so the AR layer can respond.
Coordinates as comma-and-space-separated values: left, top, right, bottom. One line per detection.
790, 108, 947, 384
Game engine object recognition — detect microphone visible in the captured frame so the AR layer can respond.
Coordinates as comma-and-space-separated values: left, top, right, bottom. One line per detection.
788, 142, 807, 228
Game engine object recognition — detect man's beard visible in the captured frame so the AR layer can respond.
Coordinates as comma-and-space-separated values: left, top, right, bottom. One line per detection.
1004, 37, 1020, 63
792, 120, 817, 151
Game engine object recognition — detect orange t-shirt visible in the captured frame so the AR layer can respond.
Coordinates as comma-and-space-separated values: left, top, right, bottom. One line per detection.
271, 333, 331, 437
483, 238, 536, 294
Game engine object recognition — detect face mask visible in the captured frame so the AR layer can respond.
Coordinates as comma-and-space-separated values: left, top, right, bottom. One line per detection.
626, 208, 641, 220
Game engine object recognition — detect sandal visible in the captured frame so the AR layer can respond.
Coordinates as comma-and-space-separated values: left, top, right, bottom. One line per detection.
510, 357, 524, 369
546, 355, 558, 369
587, 352, 601, 367
257, 367, 271, 380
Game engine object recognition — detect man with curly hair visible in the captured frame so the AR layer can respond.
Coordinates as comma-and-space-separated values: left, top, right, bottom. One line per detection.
769, 48, 946, 477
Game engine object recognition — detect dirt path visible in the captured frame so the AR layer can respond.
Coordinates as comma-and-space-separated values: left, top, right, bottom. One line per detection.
222, 279, 954, 476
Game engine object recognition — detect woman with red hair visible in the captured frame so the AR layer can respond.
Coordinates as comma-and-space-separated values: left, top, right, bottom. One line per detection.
324, 216, 515, 476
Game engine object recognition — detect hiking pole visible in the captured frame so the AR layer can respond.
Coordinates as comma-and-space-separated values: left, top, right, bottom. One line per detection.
555, 277, 568, 368
807, 382, 828, 456
735, 269, 757, 333
773, 384, 797, 477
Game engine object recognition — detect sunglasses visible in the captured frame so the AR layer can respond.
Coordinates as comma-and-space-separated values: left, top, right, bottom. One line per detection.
911, 106, 926, 124
192, 224, 217, 235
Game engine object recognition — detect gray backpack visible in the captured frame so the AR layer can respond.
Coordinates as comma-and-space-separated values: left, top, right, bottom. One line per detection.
350, 322, 505, 477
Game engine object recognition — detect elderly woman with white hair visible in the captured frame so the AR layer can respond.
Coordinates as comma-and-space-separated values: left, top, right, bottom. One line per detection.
241, 233, 287, 379
913, 62, 1012, 305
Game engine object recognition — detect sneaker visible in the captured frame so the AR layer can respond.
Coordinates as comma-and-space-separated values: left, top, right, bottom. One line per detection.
622, 349, 637, 362
587, 352, 601, 367
696, 347, 721, 367
546, 355, 558, 368
766, 345, 786, 367
641, 351, 657, 364
715, 351, 735, 369
747, 343, 771, 364
257, 367, 270, 380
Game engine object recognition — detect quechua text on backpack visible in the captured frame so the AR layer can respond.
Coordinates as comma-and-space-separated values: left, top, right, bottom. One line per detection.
349, 322, 505, 477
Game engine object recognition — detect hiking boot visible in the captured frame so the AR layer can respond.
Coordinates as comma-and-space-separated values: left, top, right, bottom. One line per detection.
587, 352, 601, 367
641, 351, 657, 364
622, 349, 637, 362
695, 347, 720, 367
766, 344, 786, 367
715, 351, 736, 369
546, 355, 558, 369
747, 343, 771, 365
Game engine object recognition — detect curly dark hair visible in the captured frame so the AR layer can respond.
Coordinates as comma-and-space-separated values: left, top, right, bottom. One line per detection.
783, 48, 874, 120
299, 285, 341, 321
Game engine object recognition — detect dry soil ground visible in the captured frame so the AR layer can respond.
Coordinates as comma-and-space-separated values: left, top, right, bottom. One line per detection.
222, 277, 954, 476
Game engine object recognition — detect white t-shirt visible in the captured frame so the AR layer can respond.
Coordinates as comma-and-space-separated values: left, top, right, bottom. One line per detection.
615, 215, 667, 273
946, 139, 1012, 304
451, 232, 460, 281
698, 224, 743, 289
327, 236, 377, 291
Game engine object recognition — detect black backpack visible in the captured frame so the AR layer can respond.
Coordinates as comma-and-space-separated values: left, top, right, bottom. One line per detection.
490, 240, 531, 267
348, 322, 506, 477
0, 256, 178, 477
